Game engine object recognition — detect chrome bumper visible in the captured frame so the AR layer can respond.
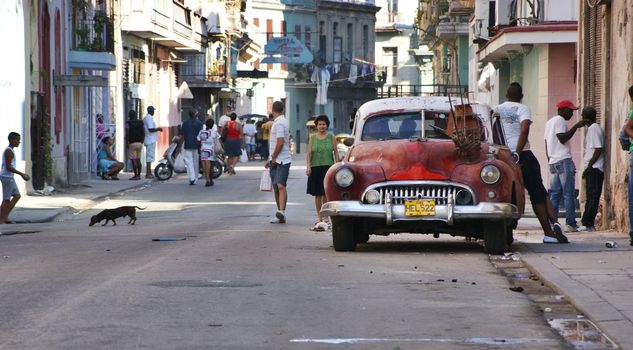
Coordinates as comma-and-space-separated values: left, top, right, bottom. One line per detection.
320, 200, 519, 225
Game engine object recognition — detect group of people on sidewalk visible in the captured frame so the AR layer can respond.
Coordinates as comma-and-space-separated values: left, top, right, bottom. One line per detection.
98, 106, 163, 181
494, 82, 609, 244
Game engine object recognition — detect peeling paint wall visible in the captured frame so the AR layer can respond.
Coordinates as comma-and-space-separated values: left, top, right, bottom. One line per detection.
607, 2, 633, 232
581, 2, 633, 232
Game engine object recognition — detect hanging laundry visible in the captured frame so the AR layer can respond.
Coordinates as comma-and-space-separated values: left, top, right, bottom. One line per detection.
348, 64, 358, 84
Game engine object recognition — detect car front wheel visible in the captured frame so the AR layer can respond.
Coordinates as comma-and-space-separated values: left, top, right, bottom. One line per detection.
483, 220, 509, 255
332, 218, 356, 251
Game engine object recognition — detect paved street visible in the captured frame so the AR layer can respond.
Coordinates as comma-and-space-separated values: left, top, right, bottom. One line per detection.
0, 159, 578, 350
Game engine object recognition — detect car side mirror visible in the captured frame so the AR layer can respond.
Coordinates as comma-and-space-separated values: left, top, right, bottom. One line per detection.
343, 137, 355, 147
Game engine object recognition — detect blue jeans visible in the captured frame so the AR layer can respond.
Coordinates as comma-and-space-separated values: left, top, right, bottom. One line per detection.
549, 158, 577, 227
628, 153, 633, 239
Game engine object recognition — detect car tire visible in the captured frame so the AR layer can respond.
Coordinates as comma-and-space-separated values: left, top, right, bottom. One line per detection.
506, 225, 514, 246
483, 220, 508, 255
354, 225, 370, 244
332, 218, 356, 251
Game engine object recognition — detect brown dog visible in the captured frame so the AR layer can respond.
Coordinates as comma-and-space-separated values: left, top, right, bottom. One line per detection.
89, 206, 146, 226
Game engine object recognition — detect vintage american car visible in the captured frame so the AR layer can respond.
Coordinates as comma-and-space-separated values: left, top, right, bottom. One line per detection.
320, 96, 525, 254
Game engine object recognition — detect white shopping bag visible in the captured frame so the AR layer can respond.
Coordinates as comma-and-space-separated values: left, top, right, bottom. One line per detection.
239, 149, 248, 163
259, 169, 272, 192
173, 153, 186, 173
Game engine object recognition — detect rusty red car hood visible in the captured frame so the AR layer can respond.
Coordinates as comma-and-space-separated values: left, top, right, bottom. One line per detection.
348, 140, 486, 181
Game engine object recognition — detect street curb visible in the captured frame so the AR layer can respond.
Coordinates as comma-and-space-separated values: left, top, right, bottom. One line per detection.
519, 253, 629, 349
10, 181, 154, 224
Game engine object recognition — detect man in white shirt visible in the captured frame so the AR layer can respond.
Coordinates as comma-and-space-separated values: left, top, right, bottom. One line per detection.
579, 106, 604, 232
267, 101, 291, 224
494, 82, 567, 243
218, 106, 232, 134
243, 119, 257, 161
544, 100, 587, 232
143, 106, 162, 178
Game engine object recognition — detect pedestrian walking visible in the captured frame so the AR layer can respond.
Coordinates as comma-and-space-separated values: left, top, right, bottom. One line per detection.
0, 132, 30, 224
243, 118, 257, 161
306, 115, 340, 231
623, 84, 633, 246
143, 105, 163, 179
223, 113, 244, 175
579, 106, 604, 232
493, 82, 568, 243
198, 118, 218, 187
260, 114, 273, 161
181, 109, 203, 185
125, 110, 145, 180
267, 101, 291, 224
544, 99, 587, 232
218, 106, 232, 134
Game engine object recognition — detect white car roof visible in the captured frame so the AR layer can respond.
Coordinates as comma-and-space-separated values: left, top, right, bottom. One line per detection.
353, 96, 491, 140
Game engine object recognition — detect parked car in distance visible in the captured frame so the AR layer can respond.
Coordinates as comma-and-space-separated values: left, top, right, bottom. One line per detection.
320, 96, 525, 254
335, 133, 352, 159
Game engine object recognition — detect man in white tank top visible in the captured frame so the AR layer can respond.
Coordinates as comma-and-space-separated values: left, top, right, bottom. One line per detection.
1, 132, 30, 224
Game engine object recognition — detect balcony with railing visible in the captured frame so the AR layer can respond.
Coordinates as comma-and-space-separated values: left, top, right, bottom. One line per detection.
447, 0, 475, 17
179, 53, 228, 89
323, 0, 375, 5
121, 0, 204, 53
69, 10, 116, 70
476, 0, 578, 63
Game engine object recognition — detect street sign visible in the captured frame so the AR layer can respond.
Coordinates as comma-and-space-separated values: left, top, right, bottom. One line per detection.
261, 37, 313, 64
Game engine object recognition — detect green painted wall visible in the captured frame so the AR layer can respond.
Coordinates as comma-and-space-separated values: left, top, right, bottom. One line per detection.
457, 35, 469, 87
521, 50, 539, 114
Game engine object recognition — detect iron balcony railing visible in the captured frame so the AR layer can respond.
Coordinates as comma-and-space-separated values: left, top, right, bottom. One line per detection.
72, 15, 114, 53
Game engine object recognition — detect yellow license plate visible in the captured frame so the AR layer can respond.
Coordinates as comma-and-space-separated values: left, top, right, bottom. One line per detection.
404, 199, 436, 216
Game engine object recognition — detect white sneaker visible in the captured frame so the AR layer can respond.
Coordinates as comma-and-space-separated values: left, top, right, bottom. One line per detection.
578, 225, 596, 232
270, 217, 281, 224
565, 224, 579, 232
275, 210, 286, 223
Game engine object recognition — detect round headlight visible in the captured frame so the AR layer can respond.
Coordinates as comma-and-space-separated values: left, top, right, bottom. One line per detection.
334, 168, 355, 188
480, 164, 501, 185
365, 189, 381, 204
455, 189, 473, 205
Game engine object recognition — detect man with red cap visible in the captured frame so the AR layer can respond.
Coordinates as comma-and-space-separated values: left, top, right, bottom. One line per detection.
544, 99, 587, 233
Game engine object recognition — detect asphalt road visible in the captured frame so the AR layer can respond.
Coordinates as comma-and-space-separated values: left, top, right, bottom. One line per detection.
0, 163, 568, 349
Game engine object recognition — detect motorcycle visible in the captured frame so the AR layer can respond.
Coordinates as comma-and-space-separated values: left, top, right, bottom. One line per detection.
154, 136, 224, 181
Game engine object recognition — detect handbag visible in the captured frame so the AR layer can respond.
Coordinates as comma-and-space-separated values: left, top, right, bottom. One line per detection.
259, 169, 272, 191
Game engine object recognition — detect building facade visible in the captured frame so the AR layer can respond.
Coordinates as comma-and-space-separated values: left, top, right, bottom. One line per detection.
577, 1, 633, 231
470, 0, 579, 185
375, 0, 433, 98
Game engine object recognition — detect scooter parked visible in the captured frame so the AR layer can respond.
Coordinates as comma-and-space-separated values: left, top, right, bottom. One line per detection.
154, 137, 224, 181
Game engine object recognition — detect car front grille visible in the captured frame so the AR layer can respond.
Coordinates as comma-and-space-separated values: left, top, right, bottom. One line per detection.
363, 182, 475, 205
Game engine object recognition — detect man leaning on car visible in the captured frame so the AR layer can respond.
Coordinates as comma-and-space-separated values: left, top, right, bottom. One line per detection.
493, 82, 568, 244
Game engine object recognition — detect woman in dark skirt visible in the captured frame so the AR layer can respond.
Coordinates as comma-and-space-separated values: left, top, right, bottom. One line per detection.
223, 113, 244, 175
306, 115, 340, 231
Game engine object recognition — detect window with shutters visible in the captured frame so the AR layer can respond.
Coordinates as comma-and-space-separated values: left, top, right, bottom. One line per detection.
583, 4, 603, 122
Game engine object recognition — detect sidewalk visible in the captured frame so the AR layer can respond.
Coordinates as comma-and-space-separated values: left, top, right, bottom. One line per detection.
5, 172, 154, 224
515, 217, 633, 349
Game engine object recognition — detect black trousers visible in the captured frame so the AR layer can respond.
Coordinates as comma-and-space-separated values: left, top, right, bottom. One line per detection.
581, 168, 604, 227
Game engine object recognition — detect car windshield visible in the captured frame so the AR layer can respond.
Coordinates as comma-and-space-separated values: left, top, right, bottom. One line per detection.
361, 112, 452, 141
